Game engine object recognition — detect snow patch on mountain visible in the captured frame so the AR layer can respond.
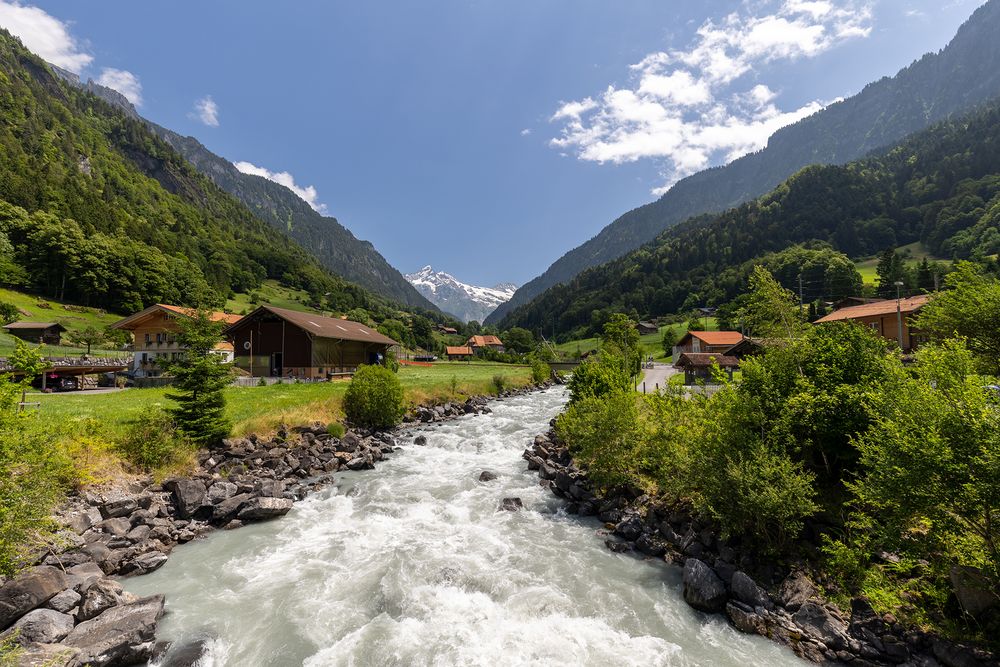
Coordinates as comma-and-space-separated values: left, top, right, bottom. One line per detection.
406, 266, 517, 323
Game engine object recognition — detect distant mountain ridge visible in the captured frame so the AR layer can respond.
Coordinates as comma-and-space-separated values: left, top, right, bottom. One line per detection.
488, 0, 1000, 325
405, 266, 516, 323
50, 68, 438, 313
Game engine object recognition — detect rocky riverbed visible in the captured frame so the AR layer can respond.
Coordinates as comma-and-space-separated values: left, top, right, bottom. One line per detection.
522, 428, 999, 667
0, 385, 549, 667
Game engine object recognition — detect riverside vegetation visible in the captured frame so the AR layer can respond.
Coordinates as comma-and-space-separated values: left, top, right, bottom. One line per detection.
554, 265, 1000, 650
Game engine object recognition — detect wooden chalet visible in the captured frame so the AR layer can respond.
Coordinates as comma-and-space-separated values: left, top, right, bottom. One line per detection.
674, 352, 740, 385
446, 345, 474, 361
436, 325, 459, 335
226, 305, 399, 378
112, 304, 242, 377
672, 331, 744, 361
637, 321, 659, 335
466, 335, 505, 355
814, 295, 931, 351
2, 321, 66, 345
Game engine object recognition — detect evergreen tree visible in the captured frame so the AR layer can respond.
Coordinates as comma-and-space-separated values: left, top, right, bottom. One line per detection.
166, 312, 232, 444
917, 258, 935, 292
875, 249, 906, 298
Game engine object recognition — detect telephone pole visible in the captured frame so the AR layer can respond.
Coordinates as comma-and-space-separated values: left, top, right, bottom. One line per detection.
798, 274, 805, 314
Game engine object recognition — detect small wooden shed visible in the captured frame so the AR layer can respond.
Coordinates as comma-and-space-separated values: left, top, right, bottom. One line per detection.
2, 321, 66, 345
674, 352, 740, 385
446, 346, 474, 361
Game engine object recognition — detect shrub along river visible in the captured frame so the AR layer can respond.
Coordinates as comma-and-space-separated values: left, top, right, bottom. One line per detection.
126, 387, 804, 666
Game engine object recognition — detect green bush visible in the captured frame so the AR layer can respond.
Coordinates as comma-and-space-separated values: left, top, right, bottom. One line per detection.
491, 374, 507, 393
344, 364, 405, 429
567, 356, 631, 403
117, 408, 185, 470
530, 358, 551, 384
555, 391, 643, 490
0, 301, 18, 326
327, 422, 346, 439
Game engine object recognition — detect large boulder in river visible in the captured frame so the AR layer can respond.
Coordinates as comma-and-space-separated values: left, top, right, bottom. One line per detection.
4, 608, 75, 644
730, 571, 773, 611
792, 601, 849, 651
0, 565, 67, 630
237, 497, 293, 521
77, 579, 136, 622
63, 594, 164, 667
163, 479, 207, 519
682, 558, 727, 613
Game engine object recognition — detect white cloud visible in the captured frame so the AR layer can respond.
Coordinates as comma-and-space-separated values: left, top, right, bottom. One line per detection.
233, 161, 327, 214
520, 128, 532, 136
96, 68, 142, 106
550, 0, 872, 193
0, 0, 92, 72
192, 95, 219, 127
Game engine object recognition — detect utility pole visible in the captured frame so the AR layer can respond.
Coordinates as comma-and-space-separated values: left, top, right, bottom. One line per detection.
798, 274, 805, 314
894, 281, 904, 350
933, 272, 939, 292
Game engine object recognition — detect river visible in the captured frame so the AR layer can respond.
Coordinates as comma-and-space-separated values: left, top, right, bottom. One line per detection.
126, 387, 804, 666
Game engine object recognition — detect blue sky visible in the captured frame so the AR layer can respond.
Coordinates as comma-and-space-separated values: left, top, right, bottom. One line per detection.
0, 0, 988, 286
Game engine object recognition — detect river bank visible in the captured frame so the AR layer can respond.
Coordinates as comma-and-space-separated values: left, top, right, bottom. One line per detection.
0, 383, 553, 666
522, 429, 999, 667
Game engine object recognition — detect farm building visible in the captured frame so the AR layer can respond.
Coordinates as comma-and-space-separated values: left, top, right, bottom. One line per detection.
436, 325, 459, 335
446, 345, 474, 361
814, 295, 931, 351
2, 321, 66, 345
674, 352, 740, 385
112, 304, 242, 377
637, 321, 659, 335
672, 331, 744, 361
225, 305, 399, 378
466, 335, 504, 355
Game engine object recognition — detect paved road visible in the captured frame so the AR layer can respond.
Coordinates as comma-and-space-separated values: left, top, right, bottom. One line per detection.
637, 362, 678, 394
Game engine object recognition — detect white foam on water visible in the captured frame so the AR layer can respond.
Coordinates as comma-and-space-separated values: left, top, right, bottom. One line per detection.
126, 388, 805, 666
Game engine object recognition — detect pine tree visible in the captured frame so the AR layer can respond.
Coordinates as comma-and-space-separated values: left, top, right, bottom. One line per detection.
166, 312, 232, 444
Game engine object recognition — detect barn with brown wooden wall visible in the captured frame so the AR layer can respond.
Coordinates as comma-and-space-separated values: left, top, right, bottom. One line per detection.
225, 305, 399, 378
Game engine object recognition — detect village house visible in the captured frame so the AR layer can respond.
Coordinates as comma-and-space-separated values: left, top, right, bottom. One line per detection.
637, 321, 659, 335
674, 352, 740, 385
112, 304, 243, 377
225, 305, 399, 378
436, 325, 459, 335
446, 345, 474, 361
2, 321, 66, 345
466, 334, 505, 355
672, 330, 744, 361
814, 295, 931, 351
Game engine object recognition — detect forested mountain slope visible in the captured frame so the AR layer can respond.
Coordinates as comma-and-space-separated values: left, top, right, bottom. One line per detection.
489, 0, 1000, 324
500, 101, 1000, 339
0, 30, 403, 316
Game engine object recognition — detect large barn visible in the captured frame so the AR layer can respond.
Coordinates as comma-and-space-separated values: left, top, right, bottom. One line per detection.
225, 305, 399, 378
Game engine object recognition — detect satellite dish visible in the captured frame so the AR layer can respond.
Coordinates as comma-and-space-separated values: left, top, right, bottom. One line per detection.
243, 341, 251, 350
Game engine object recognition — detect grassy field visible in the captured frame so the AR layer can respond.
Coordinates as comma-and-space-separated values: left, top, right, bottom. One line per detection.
854, 242, 942, 285
34, 361, 534, 439
555, 318, 720, 363
0, 287, 126, 357
225, 280, 316, 316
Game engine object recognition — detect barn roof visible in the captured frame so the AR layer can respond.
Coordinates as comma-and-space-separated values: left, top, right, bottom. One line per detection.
674, 352, 740, 369
678, 331, 744, 346
111, 304, 242, 330
229, 305, 399, 346
446, 346, 474, 355
815, 295, 931, 323
467, 335, 503, 347
2, 321, 66, 331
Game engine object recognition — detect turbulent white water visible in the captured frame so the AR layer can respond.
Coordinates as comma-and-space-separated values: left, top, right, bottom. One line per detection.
126, 388, 804, 666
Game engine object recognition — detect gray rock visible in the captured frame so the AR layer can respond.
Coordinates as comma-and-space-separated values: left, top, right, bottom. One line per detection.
933, 639, 995, 667
478, 471, 498, 482
731, 571, 773, 610
237, 497, 294, 521
614, 514, 644, 541
792, 601, 849, 651
47, 589, 81, 614
123, 552, 168, 576
212, 493, 252, 523
0, 565, 67, 630
12, 642, 79, 666
682, 558, 727, 613
8, 608, 75, 644
64, 594, 164, 667
158, 636, 212, 666
254, 479, 285, 498
99, 517, 132, 537
726, 600, 770, 636
499, 497, 524, 512
950, 565, 999, 617
207, 481, 238, 504
64, 563, 105, 593
778, 570, 816, 611
163, 479, 207, 519
99, 498, 137, 520
77, 579, 136, 622
414, 435, 427, 446
66, 508, 102, 535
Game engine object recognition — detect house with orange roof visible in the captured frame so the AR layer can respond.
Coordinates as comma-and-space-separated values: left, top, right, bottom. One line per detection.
466, 334, 505, 355
111, 304, 243, 377
814, 295, 931, 351
671, 330, 744, 362
446, 345, 474, 361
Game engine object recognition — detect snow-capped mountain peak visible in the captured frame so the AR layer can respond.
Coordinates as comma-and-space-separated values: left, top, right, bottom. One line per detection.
406, 266, 517, 323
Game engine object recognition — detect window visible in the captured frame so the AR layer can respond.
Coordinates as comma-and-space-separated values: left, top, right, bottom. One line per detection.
144, 333, 151, 344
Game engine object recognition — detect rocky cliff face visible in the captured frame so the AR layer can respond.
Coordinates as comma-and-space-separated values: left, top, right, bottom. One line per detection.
406, 266, 516, 323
